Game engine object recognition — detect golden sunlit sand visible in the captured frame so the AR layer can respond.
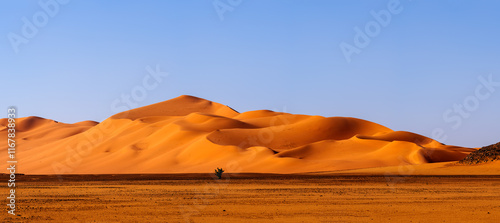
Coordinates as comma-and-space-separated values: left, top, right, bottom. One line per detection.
0, 95, 476, 175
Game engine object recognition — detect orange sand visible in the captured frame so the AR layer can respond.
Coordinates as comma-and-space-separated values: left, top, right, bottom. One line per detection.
2, 174, 499, 222
0, 95, 478, 174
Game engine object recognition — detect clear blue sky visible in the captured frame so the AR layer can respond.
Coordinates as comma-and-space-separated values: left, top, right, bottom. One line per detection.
1, 0, 499, 148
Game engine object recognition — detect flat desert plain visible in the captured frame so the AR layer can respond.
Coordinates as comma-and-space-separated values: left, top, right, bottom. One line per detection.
2, 173, 499, 222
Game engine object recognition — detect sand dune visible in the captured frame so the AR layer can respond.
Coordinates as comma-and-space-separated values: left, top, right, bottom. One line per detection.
111, 95, 239, 119
0, 95, 477, 174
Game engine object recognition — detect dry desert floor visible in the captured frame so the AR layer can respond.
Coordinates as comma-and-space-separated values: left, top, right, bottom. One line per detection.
2, 174, 499, 222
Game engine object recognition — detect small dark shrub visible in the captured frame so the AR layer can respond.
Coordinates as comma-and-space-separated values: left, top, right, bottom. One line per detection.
214, 167, 224, 179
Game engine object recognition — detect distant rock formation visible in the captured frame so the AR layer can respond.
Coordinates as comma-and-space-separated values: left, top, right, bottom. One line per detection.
459, 141, 500, 164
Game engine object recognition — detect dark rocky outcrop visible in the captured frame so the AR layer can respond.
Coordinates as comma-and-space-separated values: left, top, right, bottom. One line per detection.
459, 141, 500, 164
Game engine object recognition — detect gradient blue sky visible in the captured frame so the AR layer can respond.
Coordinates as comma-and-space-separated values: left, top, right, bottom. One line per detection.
1, 0, 499, 148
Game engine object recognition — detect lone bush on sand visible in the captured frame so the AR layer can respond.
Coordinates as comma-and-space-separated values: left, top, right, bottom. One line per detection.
214, 168, 224, 179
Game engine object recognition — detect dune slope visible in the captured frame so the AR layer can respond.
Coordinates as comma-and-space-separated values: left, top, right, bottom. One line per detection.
0, 95, 476, 174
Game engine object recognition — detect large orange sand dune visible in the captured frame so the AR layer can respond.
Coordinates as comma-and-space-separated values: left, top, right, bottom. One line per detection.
0, 95, 476, 174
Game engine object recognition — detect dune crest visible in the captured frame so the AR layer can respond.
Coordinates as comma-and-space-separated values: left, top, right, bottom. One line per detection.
0, 95, 476, 174
110, 95, 239, 119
